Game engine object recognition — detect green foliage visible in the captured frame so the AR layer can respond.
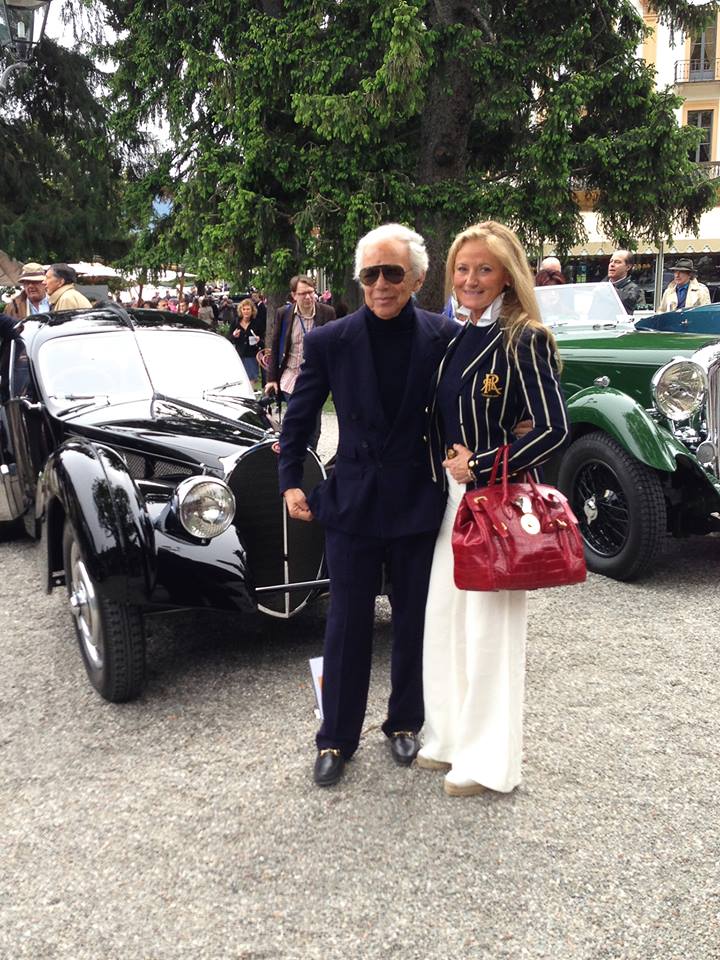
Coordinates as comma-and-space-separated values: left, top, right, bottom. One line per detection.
0, 38, 129, 263
98, 0, 719, 305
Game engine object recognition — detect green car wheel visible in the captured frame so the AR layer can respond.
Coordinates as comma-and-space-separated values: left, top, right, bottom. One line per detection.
558, 431, 667, 581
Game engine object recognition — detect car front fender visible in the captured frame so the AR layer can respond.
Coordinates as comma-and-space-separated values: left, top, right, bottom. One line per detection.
566, 387, 688, 473
43, 439, 156, 603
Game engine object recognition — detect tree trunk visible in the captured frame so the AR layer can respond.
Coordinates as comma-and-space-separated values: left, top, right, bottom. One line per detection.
413, 0, 478, 312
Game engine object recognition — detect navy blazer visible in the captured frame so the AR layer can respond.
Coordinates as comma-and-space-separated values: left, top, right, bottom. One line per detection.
427, 318, 569, 487
278, 305, 457, 538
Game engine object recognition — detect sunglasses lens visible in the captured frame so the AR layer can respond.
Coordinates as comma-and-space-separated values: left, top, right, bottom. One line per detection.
359, 267, 381, 286
359, 265, 406, 285
382, 265, 406, 284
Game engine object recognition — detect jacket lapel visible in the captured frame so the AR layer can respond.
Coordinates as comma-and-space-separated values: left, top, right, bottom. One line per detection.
458, 322, 504, 388
384, 310, 449, 448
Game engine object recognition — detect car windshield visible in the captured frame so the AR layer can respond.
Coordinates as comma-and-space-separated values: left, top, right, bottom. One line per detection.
37, 329, 253, 412
38, 331, 153, 409
135, 330, 253, 399
535, 282, 633, 331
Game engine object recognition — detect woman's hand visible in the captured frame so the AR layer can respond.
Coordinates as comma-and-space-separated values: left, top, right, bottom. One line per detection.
283, 488, 313, 522
442, 443, 475, 484
513, 418, 533, 438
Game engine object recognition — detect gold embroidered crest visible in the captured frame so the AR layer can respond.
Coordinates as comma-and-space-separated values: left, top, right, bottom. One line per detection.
480, 373, 502, 397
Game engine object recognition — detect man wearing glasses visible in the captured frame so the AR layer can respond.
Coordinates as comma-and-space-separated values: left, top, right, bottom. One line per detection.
278, 224, 456, 787
4, 262, 51, 321
265, 275, 336, 448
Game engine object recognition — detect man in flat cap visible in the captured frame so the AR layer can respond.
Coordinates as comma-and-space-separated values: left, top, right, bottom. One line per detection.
659, 258, 712, 312
4, 262, 51, 321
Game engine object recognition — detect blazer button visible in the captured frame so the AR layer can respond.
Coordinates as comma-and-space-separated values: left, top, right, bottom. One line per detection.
361, 440, 369, 449
422, 435, 427, 442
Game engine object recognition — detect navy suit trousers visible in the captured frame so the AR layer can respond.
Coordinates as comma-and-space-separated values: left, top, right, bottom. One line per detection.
317, 526, 438, 758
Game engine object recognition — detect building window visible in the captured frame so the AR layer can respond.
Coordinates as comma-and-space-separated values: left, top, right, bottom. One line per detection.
687, 110, 713, 162
689, 28, 717, 80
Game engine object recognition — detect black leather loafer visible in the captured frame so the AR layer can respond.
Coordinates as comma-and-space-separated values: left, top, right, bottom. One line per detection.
389, 731, 420, 766
313, 748, 345, 787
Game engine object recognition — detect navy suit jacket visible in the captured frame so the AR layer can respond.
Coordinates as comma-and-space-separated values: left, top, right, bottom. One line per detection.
278, 305, 457, 538
427, 318, 569, 487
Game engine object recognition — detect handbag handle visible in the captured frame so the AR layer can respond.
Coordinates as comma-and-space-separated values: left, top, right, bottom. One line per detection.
492, 444, 550, 521
488, 446, 506, 487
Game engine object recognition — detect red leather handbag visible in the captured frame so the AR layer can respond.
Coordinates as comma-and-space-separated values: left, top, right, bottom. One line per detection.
452, 446, 587, 591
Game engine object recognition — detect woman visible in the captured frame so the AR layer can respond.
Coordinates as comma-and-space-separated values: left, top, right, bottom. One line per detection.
419, 221, 569, 796
197, 296, 215, 327
231, 298, 263, 383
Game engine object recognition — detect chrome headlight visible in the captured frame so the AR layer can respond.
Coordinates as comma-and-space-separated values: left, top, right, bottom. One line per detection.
173, 476, 235, 538
651, 359, 707, 422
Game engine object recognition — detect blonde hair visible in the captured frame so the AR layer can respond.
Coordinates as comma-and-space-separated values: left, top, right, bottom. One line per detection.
237, 298, 257, 319
445, 221, 558, 358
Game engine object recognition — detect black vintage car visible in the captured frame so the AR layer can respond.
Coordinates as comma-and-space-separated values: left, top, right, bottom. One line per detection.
0, 306, 326, 701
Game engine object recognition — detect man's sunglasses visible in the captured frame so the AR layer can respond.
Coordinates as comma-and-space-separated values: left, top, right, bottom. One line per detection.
358, 264, 407, 286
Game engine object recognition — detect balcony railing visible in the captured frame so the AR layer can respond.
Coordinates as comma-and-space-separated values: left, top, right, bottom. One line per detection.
675, 59, 720, 82
696, 160, 720, 180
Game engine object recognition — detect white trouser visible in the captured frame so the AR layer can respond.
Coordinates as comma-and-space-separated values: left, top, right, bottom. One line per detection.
420, 473, 528, 792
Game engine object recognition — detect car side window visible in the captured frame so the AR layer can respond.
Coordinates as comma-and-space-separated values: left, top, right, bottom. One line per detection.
10, 339, 34, 400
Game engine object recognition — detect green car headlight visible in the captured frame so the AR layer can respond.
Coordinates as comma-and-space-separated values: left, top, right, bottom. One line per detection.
173, 476, 235, 538
651, 358, 707, 422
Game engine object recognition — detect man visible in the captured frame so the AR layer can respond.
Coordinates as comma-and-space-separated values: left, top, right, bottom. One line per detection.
265, 276, 335, 447
4, 262, 51, 319
540, 255, 562, 274
278, 224, 457, 787
44, 264, 92, 311
605, 250, 645, 314
659, 257, 711, 312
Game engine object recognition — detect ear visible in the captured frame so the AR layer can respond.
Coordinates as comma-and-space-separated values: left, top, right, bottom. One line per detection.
413, 272, 426, 291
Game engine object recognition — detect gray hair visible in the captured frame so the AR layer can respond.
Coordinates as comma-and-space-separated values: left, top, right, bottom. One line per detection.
354, 223, 429, 280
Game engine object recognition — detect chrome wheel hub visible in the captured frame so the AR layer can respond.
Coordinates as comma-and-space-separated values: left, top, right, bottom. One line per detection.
69, 543, 103, 669
583, 494, 598, 524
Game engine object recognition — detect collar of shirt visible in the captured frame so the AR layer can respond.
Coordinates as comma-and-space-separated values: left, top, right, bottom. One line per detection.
28, 296, 51, 314
363, 299, 415, 331
458, 291, 504, 327
295, 303, 316, 322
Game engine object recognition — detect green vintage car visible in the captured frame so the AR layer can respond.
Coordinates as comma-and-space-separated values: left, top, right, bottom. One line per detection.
536, 283, 720, 581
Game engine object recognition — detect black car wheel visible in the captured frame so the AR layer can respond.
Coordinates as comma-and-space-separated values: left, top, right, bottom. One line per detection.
557, 431, 666, 581
63, 521, 146, 702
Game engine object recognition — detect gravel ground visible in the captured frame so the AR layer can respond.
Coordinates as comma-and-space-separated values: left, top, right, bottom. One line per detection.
1, 414, 719, 959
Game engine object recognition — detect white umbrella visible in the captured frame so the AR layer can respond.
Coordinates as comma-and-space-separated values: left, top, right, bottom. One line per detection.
71, 261, 122, 280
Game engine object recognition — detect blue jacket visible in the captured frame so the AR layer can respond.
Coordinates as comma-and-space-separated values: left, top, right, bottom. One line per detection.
278, 305, 457, 537
427, 318, 569, 487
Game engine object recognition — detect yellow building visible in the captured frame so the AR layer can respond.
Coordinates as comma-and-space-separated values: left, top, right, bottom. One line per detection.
548, 2, 720, 307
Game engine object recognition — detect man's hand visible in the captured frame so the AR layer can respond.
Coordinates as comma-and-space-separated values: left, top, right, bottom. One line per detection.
283, 488, 313, 522
442, 443, 475, 484
513, 419, 533, 439
264, 380, 279, 396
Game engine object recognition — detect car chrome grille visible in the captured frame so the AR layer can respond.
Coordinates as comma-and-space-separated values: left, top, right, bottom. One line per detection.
123, 451, 193, 482
694, 343, 720, 475
708, 355, 720, 476
228, 441, 325, 616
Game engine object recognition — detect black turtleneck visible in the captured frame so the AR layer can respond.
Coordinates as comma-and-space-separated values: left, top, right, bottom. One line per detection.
364, 300, 415, 424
